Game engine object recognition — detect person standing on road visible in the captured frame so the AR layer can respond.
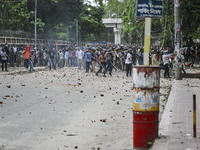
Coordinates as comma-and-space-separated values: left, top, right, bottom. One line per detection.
72, 50, 77, 67
106, 48, 113, 76
43, 49, 48, 66
96, 51, 107, 77
16, 48, 21, 67
4, 43, 9, 64
91, 48, 97, 72
9, 46, 15, 67
65, 48, 69, 67
47, 47, 56, 70
137, 48, 143, 65
76, 47, 84, 69
19, 47, 24, 67
162, 51, 172, 78
38, 49, 44, 66
125, 49, 132, 77
0, 48, 8, 71
23, 46, 31, 69
68, 49, 73, 67
181, 53, 186, 75
85, 49, 91, 73
29, 51, 35, 72
152, 51, 160, 66
59, 49, 64, 68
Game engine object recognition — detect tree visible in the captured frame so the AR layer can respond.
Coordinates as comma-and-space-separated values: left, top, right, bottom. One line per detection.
0, 0, 45, 34
104, 0, 200, 47
78, 5, 105, 43
0, 0, 8, 29
181, 0, 200, 40
0, 0, 31, 30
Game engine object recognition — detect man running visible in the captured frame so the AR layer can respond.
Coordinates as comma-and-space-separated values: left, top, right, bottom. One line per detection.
106, 48, 113, 76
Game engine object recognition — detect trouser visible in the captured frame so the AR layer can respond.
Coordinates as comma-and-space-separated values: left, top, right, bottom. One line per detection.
164, 64, 169, 77
16, 57, 21, 67
86, 62, 91, 72
91, 61, 95, 72
65, 58, 68, 67
96, 63, 106, 76
138, 58, 143, 65
182, 65, 186, 75
72, 58, 76, 66
126, 63, 132, 77
39, 58, 43, 66
77, 59, 83, 69
2, 60, 7, 71
20, 58, 24, 66
58, 60, 63, 68
10, 55, 15, 67
68, 57, 72, 66
49, 58, 56, 70
24, 59, 29, 69
29, 61, 34, 72
73, 58, 77, 66
107, 60, 113, 74
190, 57, 195, 67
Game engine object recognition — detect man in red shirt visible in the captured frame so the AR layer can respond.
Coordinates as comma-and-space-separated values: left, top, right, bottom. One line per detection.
23, 46, 31, 69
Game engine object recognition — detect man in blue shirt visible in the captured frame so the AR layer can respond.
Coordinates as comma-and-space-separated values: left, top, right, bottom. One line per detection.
85, 50, 91, 73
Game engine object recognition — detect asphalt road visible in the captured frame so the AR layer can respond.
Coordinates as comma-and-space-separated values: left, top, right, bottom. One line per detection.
0, 68, 134, 150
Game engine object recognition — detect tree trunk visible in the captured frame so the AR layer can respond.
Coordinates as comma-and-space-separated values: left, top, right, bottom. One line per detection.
0, 0, 7, 30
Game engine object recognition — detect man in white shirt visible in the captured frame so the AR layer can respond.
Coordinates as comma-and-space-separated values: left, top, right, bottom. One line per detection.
0, 48, 8, 71
162, 51, 174, 78
125, 49, 132, 77
65, 49, 69, 67
76, 47, 84, 69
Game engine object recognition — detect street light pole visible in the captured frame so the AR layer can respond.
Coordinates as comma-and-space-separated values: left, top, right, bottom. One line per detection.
35, 0, 37, 49
174, 0, 182, 80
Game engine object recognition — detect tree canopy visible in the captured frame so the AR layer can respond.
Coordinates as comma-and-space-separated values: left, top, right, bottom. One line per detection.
103, 0, 200, 47
0, 0, 105, 44
0, 0, 199, 46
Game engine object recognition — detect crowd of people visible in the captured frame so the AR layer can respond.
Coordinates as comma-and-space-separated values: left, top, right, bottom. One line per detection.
0, 43, 199, 77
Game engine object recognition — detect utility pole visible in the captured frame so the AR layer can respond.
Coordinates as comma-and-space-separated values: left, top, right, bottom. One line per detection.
35, 0, 37, 50
143, 17, 151, 66
76, 19, 78, 46
174, 0, 182, 80
133, 0, 163, 149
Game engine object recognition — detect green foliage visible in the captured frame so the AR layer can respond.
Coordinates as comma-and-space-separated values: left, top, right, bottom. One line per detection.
104, 0, 122, 18
2, 0, 33, 31
181, 0, 200, 39
1, 0, 199, 45
104, 0, 199, 47
79, 5, 105, 43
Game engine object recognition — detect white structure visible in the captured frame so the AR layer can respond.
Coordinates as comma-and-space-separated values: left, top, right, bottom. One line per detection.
102, 18, 123, 45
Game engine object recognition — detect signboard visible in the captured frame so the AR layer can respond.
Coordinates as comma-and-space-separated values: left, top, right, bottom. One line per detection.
136, 0, 163, 18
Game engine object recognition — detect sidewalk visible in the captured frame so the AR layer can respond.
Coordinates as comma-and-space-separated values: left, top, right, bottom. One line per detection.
152, 76, 200, 150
